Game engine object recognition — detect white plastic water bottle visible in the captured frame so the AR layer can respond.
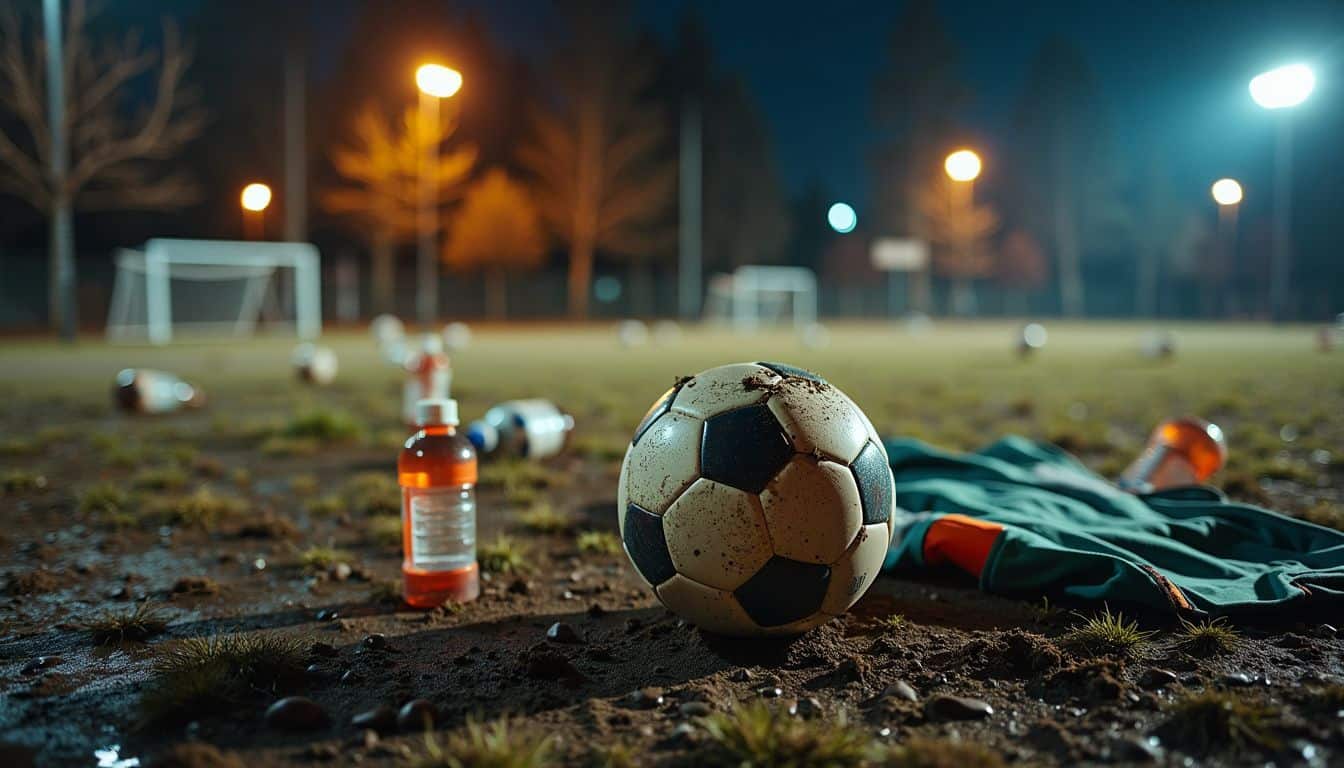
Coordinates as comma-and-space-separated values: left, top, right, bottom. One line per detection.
467, 399, 575, 460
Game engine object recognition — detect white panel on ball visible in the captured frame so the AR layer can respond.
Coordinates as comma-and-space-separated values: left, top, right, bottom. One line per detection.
670, 363, 780, 420
662, 478, 775, 591
656, 573, 757, 636
766, 379, 871, 464
759, 456, 863, 565
821, 523, 891, 615
624, 411, 704, 514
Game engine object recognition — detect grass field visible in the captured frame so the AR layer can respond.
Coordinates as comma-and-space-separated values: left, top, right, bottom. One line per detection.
1, 321, 1342, 766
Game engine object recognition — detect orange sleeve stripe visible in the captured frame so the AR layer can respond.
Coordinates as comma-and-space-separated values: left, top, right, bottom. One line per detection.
923, 513, 1005, 578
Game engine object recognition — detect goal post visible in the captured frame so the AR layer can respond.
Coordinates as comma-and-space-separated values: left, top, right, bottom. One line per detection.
107, 239, 322, 345
704, 265, 817, 331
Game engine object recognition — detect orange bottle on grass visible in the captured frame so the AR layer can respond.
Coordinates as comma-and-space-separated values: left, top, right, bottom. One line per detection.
1119, 417, 1227, 493
398, 398, 479, 607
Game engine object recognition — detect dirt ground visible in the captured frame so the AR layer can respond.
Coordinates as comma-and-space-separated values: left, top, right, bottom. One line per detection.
1, 323, 1341, 767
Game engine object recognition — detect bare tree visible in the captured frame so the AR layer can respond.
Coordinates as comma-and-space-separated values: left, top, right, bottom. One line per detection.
916, 176, 998, 315
322, 103, 476, 313
442, 168, 546, 318
0, 0, 203, 338
519, 1, 675, 318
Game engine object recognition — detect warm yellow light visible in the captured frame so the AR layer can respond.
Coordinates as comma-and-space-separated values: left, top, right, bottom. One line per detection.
240, 183, 272, 212
1211, 178, 1243, 206
416, 63, 463, 98
944, 149, 982, 182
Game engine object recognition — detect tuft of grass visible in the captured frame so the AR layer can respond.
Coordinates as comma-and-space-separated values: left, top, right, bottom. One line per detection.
343, 472, 400, 516
259, 435, 320, 457
1156, 691, 1280, 754
882, 737, 1005, 768
0, 437, 38, 455
518, 502, 572, 534
1300, 501, 1344, 532
584, 742, 638, 768
572, 433, 629, 463
152, 488, 247, 529
1063, 606, 1156, 659
368, 578, 402, 605
306, 494, 345, 517
141, 633, 308, 724
368, 515, 402, 547
84, 601, 169, 644
413, 716, 557, 768
132, 466, 189, 491
698, 700, 872, 768
2, 470, 48, 493
576, 530, 621, 555
876, 614, 907, 632
230, 467, 252, 488
478, 534, 531, 575
289, 473, 319, 497
1177, 617, 1238, 654
281, 409, 362, 442
78, 483, 137, 527
1302, 684, 1344, 715
298, 544, 353, 572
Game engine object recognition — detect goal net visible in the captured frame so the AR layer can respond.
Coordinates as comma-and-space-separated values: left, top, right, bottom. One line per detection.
106, 239, 322, 345
704, 266, 818, 331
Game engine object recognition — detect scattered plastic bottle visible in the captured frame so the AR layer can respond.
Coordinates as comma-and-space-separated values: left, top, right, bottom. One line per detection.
1118, 417, 1227, 493
398, 398, 479, 607
1017, 323, 1047, 358
292, 343, 338, 386
402, 334, 451, 426
467, 399, 575, 460
113, 369, 205, 414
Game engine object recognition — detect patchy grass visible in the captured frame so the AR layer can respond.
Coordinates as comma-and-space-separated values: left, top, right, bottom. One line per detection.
281, 408, 362, 442
1300, 501, 1344, 532
237, 514, 300, 540
78, 483, 136, 527
697, 700, 872, 768
1177, 617, 1239, 654
152, 488, 247, 529
140, 633, 308, 725
572, 433, 629, 463
289, 473, 319, 496
1301, 684, 1344, 715
576, 530, 622, 555
882, 737, 1005, 768
343, 472, 400, 516
259, 435, 320, 457
478, 534, 531, 575
2, 470, 47, 493
368, 578, 402, 605
368, 515, 403, 547
83, 602, 169, 644
306, 494, 346, 517
230, 467, 252, 488
1062, 606, 1156, 659
297, 544, 354, 572
0, 437, 38, 455
876, 614, 908, 632
1156, 691, 1281, 754
518, 502, 573, 534
584, 742, 638, 768
413, 715, 556, 768
132, 466, 189, 491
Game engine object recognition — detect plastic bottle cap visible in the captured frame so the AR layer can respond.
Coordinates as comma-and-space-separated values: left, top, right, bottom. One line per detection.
416, 398, 458, 426
467, 421, 499, 453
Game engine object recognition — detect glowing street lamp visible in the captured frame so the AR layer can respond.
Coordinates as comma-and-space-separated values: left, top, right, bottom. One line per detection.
240, 182, 272, 240
827, 202, 857, 234
1250, 63, 1314, 321
944, 149, 982, 183
414, 63, 463, 323
1210, 178, 1242, 207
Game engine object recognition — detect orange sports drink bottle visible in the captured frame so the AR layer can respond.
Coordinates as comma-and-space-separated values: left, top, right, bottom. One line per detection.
398, 398, 480, 607
1118, 417, 1227, 493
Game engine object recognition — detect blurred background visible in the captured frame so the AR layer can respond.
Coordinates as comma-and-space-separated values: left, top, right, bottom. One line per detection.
1, 0, 1342, 334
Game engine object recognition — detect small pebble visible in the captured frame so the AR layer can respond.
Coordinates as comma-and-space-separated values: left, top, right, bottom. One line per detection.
1139, 668, 1179, 690
362, 633, 388, 651
21, 656, 62, 675
625, 687, 664, 709
546, 622, 582, 644
264, 696, 330, 730
1219, 672, 1254, 687
882, 680, 918, 702
757, 687, 783, 699
679, 701, 712, 717
351, 705, 397, 733
331, 563, 353, 581
397, 699, 438, 732
730, 668, 754, 682
924, 694, 993, 722
795, 697, 823, 718
316, 609, 339, 622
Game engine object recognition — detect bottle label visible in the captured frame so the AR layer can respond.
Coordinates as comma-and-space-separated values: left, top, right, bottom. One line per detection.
406, 487, 476, 571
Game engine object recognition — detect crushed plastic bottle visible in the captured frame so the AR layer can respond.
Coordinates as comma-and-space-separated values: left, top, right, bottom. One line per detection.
467, 399, 575, 460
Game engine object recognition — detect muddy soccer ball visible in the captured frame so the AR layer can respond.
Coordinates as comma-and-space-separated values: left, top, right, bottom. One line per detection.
617, 362, 895, 637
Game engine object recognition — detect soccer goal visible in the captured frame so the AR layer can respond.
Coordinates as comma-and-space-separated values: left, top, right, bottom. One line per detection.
704, 265, 818, 331
106, 239, 322, 345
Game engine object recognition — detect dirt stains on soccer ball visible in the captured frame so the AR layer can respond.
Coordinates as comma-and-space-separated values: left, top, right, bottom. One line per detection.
617, 361, 896, 637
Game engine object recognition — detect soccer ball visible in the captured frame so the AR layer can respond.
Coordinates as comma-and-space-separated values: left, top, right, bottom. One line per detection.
617, 362, 895, 637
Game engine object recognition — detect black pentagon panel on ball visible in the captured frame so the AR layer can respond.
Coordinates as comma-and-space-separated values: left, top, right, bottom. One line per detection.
632, 383, 681, 446
755, 361, 827, 384
733, 556, 831, 627
851, 441, 893, 525
700, 403, 793, 494
623, 502, 677, 586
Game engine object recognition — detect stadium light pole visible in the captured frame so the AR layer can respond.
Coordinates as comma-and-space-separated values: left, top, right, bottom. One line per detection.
1249, 63, 1314, 321
240, 183, 272, 241
415, 63, 463, 325
944, 149, 982, 315
1211, 178, 1243, 318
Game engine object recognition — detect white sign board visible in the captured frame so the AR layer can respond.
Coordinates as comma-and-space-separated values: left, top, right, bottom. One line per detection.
870, 238, 929, 272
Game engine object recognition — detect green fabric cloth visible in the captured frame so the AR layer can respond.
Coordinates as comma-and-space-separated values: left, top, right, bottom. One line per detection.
882, 436, 1344, 619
